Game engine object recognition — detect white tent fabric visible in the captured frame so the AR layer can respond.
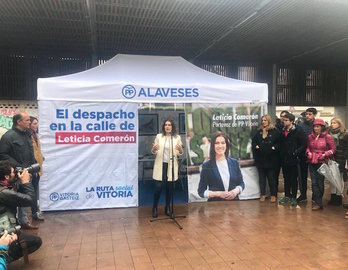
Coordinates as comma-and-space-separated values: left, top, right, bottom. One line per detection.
38, 54, 268, 103
37, 54, 268, 211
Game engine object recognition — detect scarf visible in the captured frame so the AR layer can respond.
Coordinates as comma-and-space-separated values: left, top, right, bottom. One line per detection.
329, 127, 342, 146
0, 180, 12, 189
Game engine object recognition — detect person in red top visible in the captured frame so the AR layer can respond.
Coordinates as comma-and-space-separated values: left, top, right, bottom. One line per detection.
306, 119, 336, 210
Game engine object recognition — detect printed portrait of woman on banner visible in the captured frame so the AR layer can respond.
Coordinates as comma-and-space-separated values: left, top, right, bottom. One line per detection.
197, 131, 245, 201
185, 103, 265, 202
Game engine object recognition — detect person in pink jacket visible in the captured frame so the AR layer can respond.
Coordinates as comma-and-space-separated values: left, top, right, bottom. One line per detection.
306, 119, 336, 210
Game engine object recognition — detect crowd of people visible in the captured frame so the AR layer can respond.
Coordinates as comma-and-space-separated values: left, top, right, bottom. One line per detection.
0, 112, 43, 266
252, 108, 348, 218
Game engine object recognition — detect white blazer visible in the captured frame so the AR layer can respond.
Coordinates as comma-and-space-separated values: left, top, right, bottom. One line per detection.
152, 133, 183, 181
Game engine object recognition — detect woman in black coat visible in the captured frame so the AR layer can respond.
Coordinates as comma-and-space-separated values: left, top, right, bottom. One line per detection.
328, 117, 348, 206
252, 114, 280, 203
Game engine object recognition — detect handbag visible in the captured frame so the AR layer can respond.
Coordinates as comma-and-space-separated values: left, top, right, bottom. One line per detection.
318, 159, 344, 195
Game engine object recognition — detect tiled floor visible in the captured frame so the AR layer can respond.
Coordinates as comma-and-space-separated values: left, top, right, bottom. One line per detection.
8, 193, 348, 270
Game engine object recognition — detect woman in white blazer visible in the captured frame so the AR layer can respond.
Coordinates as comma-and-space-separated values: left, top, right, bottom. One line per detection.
151, 119, 183, 218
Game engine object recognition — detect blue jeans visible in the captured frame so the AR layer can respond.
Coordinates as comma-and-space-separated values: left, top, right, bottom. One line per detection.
31, 174, 40, 216
309, 163, 325, 207
18, 174, 40, 224
17, 206, 29, 225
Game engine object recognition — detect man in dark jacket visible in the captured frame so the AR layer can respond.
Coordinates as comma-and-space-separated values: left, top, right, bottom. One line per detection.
0, 112, 39, 229
297, 107, 317, 202
0, 160, 42, 263
279, 113, 306, 206
274, 110, 289, 194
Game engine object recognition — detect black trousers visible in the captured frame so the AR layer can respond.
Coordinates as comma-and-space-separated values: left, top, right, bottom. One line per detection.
258, 167, 277, 196
298, 157, 309, 198
153, 163, 173, 208
275, 162, 281, 195
282, 165, 298, 198
8, 232, 42, 262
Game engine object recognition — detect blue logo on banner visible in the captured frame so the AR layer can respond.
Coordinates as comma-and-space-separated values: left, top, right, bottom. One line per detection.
122, 85, 199, 99
49, 192, 79, 201
85, 185, 134, 199
122, 85, 137, 99
50, 192, 59, 201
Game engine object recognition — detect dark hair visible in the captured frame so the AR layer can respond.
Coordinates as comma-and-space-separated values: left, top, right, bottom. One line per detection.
30, 116, 39, 133
320, 125, 326, 132
209, 131, 230, 160
0, 160, 12, 181
30, 116, 38, 123
283, 112, 295, 122
314, 124, 327, 133
306, 107, 317, 115
161, 119, 177, 136
12, 113, 23, 127
280, 110, 289, 116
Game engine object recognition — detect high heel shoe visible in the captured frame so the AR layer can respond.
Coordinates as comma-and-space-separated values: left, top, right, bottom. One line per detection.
152, 207, 158, 218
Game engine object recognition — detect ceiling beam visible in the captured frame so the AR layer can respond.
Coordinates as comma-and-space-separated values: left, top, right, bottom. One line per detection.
192, 0, 272, 60
280, 36, 348, 63
85, 0, 97, 56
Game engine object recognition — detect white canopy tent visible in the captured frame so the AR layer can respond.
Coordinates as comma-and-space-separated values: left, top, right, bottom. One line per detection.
37, 54, 268, 211
38, 54, 268, 104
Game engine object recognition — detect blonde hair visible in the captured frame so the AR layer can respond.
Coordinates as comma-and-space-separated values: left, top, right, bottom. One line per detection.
260, 114, 275, 130
331, 117, 345, 133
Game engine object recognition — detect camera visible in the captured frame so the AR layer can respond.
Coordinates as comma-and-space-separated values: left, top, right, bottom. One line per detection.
0, 225, 21, 237
14, 163, 40, 175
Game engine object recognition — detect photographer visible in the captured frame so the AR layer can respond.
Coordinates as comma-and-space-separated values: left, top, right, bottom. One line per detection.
0, 112, 39, 229
0, 160, 42, 263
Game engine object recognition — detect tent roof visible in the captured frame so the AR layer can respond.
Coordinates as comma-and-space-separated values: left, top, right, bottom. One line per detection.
38, 54, 268, 104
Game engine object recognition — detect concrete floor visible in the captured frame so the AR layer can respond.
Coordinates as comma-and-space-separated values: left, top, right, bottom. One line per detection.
7, 180, 348, 270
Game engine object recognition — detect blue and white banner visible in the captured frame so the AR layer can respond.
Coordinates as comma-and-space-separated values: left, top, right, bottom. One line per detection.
38, 101, 138, 210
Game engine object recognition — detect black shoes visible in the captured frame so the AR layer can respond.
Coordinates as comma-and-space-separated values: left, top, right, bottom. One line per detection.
152, 207, 158, 218
328, 194, 342, 206
328, 194, 336, 205
152, 205, 173, 218
296, 195, 307, 203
